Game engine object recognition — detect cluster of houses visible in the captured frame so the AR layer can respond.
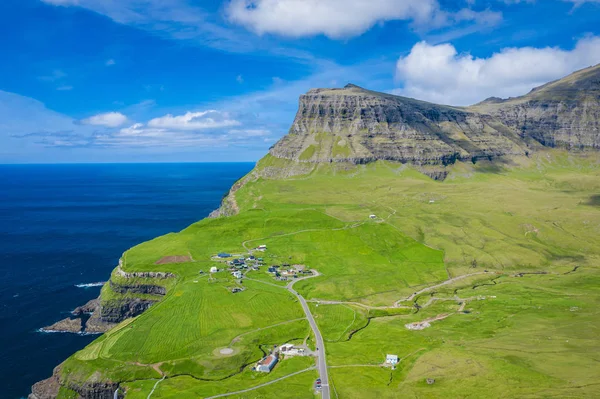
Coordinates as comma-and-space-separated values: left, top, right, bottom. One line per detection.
255, 343, 306, 373
267, 264, 310, 281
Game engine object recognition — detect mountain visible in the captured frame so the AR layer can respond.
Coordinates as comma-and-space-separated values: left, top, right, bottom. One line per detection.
270, 64, 600, 167
470, 64, 600, 149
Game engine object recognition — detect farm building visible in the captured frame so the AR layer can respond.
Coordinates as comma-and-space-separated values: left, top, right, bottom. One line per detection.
256, 245, 267, 251
256, 353, 278, 373
279, 343, 294, 352
386, 354, 399, 365
369, 214, 377, 219
217, 253, 231, 258
210, 266, 218, 273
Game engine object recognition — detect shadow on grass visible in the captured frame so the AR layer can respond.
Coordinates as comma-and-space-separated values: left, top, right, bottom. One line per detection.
585, 195, 600, 207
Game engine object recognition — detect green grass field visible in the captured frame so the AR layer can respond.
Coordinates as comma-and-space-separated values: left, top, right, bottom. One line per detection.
57, 150, 600, 398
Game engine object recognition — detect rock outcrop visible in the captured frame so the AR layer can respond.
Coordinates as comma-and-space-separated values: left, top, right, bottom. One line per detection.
29, 365, 122, 399
269, 84, 529, 165
99, 297, 157, 323
41, 317, 82, 334
470, 65, 600, 149
270, 64, 600, 168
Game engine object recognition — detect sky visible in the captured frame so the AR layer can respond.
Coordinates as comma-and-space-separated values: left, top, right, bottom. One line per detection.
1, 0, 599, 163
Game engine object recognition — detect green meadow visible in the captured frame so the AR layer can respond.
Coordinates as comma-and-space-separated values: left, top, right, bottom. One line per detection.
59, 150, 600, 398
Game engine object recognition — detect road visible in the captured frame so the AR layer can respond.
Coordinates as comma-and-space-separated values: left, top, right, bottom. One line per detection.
286, 274, 331, 399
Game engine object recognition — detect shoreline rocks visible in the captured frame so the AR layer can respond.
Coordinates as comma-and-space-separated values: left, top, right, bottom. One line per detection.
41, 317, 82, 334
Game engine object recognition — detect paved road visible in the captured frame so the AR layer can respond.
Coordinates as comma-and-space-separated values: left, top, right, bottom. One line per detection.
287, 274, 331, 399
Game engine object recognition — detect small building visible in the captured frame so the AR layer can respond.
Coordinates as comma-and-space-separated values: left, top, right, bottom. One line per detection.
256, 353, 278, 373
279, 343, 294, 352
256, 245, 267, 251
231, 287, 243, 293
386, 354, 399, 365
268, 266, 278, 273
210, 266, 218, 273
218, 253, 231, 258
369, 214, 377, 219
232, 271, 242, 279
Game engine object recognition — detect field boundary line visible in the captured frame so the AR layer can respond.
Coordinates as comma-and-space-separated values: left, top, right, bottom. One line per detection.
204, 367, 316, 399
228, 317, 307, 347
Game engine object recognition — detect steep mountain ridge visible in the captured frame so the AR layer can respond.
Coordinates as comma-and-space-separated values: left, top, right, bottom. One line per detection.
270, 64, 600, 166
470, 64, 600, 149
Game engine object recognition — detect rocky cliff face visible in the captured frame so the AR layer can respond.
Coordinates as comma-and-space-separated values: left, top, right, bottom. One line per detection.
269, 65, 600, 167
269, 84, 529, 165
470, 65, 600, 149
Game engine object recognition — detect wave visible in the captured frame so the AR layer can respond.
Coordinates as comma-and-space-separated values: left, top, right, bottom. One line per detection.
37, 328, 101, 336
75, 282, 105, 288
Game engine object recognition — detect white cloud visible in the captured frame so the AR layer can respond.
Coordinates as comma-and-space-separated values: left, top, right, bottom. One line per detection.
236, 74, 244, 84
394, 36, 600, 105
106, 59, 116, 66
40, 0, 79, 5
38, 69, 67, 82
56, 85, 73, 91
81, 112, 128, 127
228, 129, 270, 137
226, 0, 501, 39
147, 110, 241, 130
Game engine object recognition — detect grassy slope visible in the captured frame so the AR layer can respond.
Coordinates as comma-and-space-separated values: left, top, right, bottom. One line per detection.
60, 150, 600, 398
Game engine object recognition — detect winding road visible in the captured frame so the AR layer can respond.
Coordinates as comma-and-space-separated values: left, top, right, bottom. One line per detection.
286, 273, 330, 399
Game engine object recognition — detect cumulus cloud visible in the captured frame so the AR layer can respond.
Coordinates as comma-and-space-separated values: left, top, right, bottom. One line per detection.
105, 59, 116, 66
81, 112, 128, 128
394, 36, 600, 105
226, 0, 501, 39
147, 110, 241, 130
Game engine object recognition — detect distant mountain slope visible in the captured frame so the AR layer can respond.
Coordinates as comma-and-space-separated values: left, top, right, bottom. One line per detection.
470, 64, 600, 149
270, 65, 600, 166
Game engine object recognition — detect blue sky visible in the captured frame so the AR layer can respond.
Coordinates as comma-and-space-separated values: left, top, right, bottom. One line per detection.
1, 0, 599, 163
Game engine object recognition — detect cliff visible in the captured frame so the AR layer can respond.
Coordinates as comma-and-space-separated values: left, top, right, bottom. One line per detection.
269, 84, 529, 165
470, 64, 600, 149
270, 64, 600, 167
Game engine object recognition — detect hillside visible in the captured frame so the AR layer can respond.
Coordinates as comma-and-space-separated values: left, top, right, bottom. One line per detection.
30, 68, 600, 399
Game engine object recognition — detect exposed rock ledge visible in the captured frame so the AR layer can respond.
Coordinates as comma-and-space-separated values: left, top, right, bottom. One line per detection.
41, 318, 82, 334
116, 260, 175, 279
29, 365, 123, 399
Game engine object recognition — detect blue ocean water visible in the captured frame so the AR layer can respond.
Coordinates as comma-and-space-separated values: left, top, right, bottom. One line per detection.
0, 163, 254, 399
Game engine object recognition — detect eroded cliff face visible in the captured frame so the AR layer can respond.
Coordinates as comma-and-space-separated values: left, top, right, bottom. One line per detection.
269, 84, 529, 165
270, 65, 600, 168
471, 64, 600, 149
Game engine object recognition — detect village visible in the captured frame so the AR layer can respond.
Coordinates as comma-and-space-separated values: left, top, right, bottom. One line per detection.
207, 244, 313, 293
206, 238, 406, 394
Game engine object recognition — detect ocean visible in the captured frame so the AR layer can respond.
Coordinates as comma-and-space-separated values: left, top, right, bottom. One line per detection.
0, 163, 254, 399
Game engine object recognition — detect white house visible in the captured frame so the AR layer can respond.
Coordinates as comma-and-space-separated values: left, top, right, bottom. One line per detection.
210, 266, 218, 273
232, 271, 242, 279
369, 214, 377, 219
386, 354, 399, 365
